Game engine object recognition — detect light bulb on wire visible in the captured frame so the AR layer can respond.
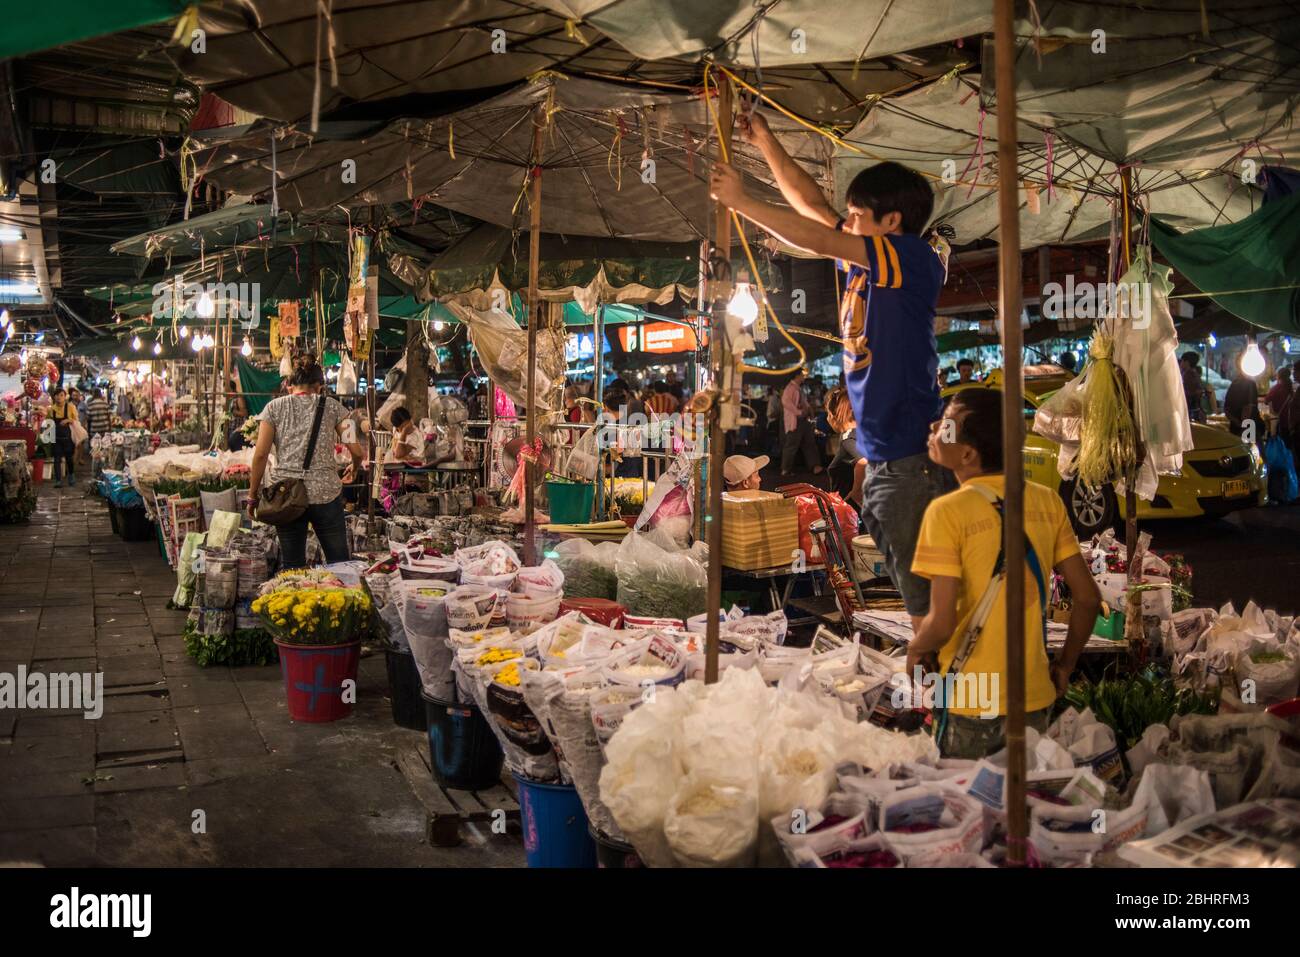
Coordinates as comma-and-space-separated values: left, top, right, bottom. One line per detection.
152, 340, 162, 356
204, 333, 215, 348
131, 335, 142, 351
111, 355, 120, 368
196, 291, 215, 318
0, 309, 8, 329
191, 335, 203, 353
1241, 341, 1266, 377
240, 337, 252, 357
1208, 332, 1217, 349
727, 283, 759, 327
179, 324, 189, 338
433, 320, 445, 332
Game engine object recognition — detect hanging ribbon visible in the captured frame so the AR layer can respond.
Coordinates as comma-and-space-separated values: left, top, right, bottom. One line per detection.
958, 106, 986, 198
505, 438, 544, 504
448, 120, 455, 159
170, 5, 200, 47
310, 0, 339, 133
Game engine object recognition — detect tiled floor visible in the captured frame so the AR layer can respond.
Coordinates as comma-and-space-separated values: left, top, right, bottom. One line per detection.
0, 484, 522, 867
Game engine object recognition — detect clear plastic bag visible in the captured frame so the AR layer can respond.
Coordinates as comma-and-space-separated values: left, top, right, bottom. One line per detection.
614, 531, 708, 623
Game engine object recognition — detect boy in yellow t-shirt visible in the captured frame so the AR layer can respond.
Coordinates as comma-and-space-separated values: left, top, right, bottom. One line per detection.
908, 388, 1101, 759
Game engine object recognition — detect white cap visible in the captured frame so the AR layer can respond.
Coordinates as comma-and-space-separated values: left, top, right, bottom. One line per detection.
724, 454, 769, 486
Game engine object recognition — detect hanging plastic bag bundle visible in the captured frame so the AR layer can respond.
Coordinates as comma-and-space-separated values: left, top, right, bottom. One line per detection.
1075, 330, 1138, 490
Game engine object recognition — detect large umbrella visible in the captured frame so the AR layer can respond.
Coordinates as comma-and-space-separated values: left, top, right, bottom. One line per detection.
167, 1, 965, 127
191, 74, 834, 243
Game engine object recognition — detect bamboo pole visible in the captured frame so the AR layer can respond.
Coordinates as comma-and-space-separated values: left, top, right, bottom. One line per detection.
523, 102, 545, 567
704, 77, 734, 686
993, 0, 1029, 866
1119, 168, 1140, 604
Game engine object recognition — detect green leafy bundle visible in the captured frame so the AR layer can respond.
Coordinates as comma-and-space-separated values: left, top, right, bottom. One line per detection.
1064, 666, 1219, 750
183, 622, 279, 667
153, 478, 201, 499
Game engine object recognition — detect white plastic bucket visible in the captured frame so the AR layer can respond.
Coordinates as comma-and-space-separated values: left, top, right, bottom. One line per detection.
852, 535, 888, 581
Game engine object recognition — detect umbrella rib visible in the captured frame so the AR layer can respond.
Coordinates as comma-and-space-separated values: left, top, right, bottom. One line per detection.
550, 118, 618, 237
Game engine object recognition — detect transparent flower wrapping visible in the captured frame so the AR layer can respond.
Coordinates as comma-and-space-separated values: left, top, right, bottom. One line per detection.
251, 585, 372, 645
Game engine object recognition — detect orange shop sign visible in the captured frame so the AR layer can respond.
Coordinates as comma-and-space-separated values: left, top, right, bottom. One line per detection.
619, 321, 704, 354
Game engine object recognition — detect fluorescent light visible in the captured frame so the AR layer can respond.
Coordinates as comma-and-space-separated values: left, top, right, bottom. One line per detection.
0, 226, 23, 243
0, 281, 38, 296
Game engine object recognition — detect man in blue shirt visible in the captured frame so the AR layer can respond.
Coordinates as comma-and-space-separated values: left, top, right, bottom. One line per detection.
711, 113, 954, 627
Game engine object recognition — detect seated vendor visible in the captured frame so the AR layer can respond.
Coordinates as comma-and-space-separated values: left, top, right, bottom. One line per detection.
723, 454, 768, 492
385, 407, 422, 464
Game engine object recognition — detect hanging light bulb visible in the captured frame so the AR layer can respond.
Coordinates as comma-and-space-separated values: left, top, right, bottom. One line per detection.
111, 355, 120, 368
196, 291, 215, 318
240, 337, 253, 357
1207, 332, 1217, 349
433, 320, 445, 332
1241, 340, 1266, 377
153, 340, 162, 356
727, 283, 759, 327
131, 335, 142, 351
0, 309, 8, 329
204, 332, 216, 348
191, 335, 203, 353
1285, 337, 1293, 354
179, 324, 189, 338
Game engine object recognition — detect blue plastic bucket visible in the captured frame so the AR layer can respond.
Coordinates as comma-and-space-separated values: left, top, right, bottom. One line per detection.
513, 774, 597, 868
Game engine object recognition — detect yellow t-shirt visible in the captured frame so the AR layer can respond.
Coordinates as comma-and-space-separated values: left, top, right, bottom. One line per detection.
911, 475, 1081, 716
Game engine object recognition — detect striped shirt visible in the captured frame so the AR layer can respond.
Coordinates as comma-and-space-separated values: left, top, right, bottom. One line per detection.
85, 397, 112, 433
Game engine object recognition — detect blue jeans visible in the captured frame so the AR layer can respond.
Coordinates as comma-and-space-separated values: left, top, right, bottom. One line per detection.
276, 495, 351, 569
861, 452, 955, 616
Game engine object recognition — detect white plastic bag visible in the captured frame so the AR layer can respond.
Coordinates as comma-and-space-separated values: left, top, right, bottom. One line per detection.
664, 779, 758, 868
338, 354, 358, 395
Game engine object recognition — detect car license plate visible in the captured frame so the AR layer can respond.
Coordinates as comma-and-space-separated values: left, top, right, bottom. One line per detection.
1223, 479, 1251, 499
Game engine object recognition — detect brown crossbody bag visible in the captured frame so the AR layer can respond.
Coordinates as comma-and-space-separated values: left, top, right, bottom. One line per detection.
255, 395, 327, 526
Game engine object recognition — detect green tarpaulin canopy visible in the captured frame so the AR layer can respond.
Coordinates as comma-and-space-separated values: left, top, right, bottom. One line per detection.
0, 1, 187, 59
1151, 191, 1300, 336
235, 356, 281, 415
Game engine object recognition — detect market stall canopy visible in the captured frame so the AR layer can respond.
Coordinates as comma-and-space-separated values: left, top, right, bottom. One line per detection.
0, 0, 188, 59
168, 0, 967, 126
1151, 192, 1300, 337
191, 74, 833, 243
387, 222, 779, 314
833, 74, 1260, 249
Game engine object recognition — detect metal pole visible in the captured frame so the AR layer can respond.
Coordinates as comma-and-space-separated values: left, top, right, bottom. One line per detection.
366, 347, 377, 526
594, 302, 605, 520
993, 0, 1028, 867
524, 102, 545, 566
704, 76, 734, 686
1119, 168, 1140, 600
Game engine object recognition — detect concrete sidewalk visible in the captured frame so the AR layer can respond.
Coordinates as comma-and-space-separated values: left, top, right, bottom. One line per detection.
0, 484, 523, 867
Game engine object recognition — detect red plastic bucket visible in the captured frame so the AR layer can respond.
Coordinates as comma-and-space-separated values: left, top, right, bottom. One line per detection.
559, 598, 626, 629
275, 640, 362, 722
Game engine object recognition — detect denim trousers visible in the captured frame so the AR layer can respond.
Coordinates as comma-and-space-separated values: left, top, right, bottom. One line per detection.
860, 452, 956, 616
276, 495, 351, 569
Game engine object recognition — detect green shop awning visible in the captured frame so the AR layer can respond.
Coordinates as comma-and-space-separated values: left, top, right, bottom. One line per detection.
0, 1, 189, 59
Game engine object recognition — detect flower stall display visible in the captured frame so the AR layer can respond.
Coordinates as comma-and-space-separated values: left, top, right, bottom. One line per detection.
253, 570, 375, 723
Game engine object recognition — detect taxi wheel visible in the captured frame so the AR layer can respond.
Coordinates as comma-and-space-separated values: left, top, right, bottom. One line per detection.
1060, 478, 1117, 537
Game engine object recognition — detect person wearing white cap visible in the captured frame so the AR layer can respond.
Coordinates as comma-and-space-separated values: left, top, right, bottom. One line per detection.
724, 454, 768, 492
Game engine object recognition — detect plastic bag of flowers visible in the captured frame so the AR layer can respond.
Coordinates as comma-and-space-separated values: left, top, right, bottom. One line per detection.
520, 665, 625, 838
251, 585, 371, 647
602, 634, 687, 690
480, 657, 559, 782
876, 784, 985, 865
787, 832, 901, 869
770, 791, 872, 866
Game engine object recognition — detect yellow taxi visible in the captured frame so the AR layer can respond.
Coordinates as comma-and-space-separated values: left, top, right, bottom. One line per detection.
943, 369, 1266, 536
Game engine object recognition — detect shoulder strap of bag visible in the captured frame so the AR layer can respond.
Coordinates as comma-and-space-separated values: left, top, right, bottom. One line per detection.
301, 395, 328, 471
932, 483, 1049, 741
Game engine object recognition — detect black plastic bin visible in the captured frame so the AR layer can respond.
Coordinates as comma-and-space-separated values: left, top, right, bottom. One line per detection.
421, 689, 504, 791
118, 506, 156, 542
589, 826, 644, 868
384, 646, 426, 731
